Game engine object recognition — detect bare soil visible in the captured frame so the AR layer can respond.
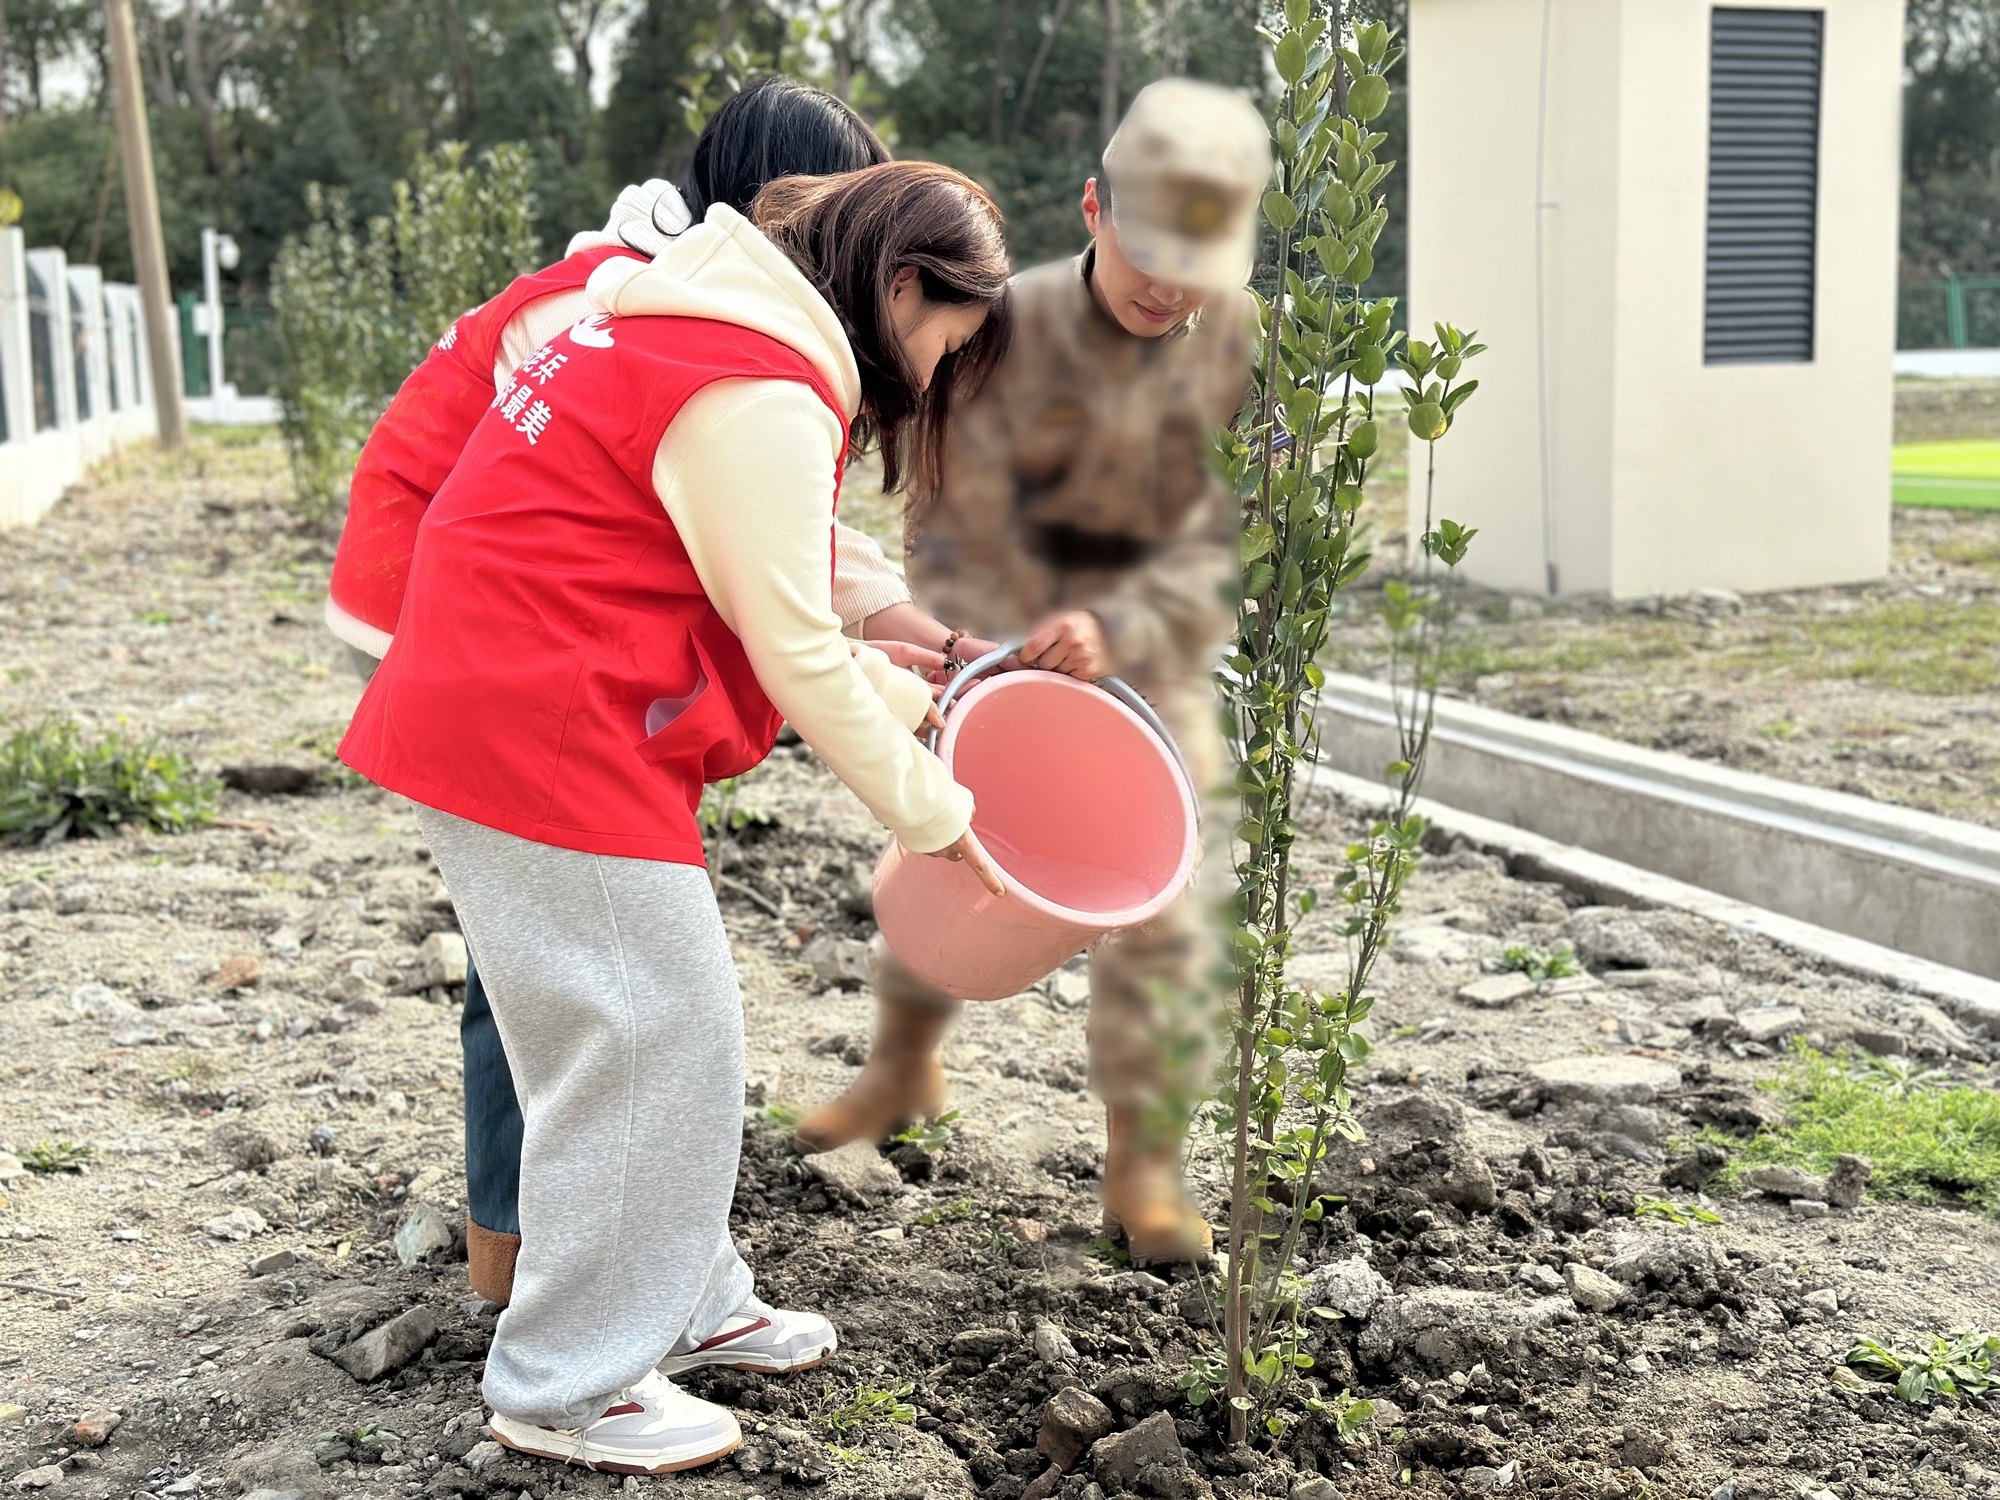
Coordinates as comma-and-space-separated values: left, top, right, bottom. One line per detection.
2, 435, 1998, 1500
1333, 485, 2000, 830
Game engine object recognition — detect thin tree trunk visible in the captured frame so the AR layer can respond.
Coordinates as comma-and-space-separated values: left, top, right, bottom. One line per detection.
1010, 0, 1073, 145
987, 0, 1013, 146
830, 0, 876, 103
551, 0, 602, 104
1099, 0, 1120, 146
140, 1, 176, 112
182, 0, 222, 179
441, 0, 477, 137
0, 0, 10, 137
831, 30, 852, 101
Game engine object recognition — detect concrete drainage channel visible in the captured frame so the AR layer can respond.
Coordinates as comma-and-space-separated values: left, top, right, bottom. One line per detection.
1312, 672, 2000, 1030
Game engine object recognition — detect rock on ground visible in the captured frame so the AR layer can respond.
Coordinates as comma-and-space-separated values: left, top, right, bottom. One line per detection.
802, 1139, 902, 1204
332, 1306, 438, 1382
1357, 1287, 1571, 1367
1309, 1256, 1392, 1321
1091, 1410, 1183, 1492
1530, 1054, 1682, 1105
1564, 1263, 1626, 1312
1038, 1387, 1114, 1471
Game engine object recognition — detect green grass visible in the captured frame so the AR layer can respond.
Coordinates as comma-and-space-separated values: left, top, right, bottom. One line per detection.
1732, 601, 2000, 695
1426, 623, 1690, 683
1726, 1047, 2000, 1214
1894, 441, 2000, 510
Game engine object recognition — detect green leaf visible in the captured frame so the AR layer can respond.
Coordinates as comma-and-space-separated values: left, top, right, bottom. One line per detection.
1347, 420, 1378, 460
1285, 0, 1311, 26
1357, 21, 1391, 68
1408, 400, 1446, 441
1263, 190, 1300, 231
1345, 73, 1389, 123
1276, 31, 1309, 85
1351, 345, 1386, 386
1241, 523, 1277, 563
1441, 378, 1480, 415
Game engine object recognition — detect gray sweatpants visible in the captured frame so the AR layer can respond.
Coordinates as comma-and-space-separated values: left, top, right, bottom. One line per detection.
417, 807, 752, 1428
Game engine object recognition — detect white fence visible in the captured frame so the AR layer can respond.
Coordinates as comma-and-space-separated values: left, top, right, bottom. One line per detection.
0, 226, 162, 530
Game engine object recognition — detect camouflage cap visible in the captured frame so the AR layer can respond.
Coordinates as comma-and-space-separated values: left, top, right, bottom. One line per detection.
1101, 78, 1273, 292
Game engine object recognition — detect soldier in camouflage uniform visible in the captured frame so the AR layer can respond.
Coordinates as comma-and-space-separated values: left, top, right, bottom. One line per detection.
798, 79, 1270, 1266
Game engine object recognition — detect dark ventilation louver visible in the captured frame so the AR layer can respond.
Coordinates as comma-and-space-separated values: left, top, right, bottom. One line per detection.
1703, 8, 1823, 364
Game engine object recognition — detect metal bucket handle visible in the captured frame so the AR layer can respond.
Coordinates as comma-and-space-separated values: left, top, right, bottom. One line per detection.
925, 638, 1199, 811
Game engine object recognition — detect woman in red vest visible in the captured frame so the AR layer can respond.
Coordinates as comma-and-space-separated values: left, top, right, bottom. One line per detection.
325, 75, 942, 1316
340, 162, 1011, 1474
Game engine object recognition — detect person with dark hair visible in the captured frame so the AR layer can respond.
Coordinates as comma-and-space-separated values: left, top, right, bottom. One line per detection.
321, 78, 936, 1313
339, 159, 1012, 1475
683, 74, 890, 219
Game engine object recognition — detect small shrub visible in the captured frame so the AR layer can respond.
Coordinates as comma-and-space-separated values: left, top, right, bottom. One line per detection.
272, 142, 541, 518
0, 719, 217, 845
1499, 943, 1580, 982
890, 1109, 959, 1157
823, 1382, 917, 1435
22, 1140, 98, 1174
1848, 1328, 1998, 1404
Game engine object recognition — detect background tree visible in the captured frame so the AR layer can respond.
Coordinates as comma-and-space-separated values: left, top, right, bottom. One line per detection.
1903, 0, 2000, 280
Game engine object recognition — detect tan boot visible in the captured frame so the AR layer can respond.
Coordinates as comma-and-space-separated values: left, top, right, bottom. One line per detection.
794, 994, 955, 1154
1101, 1103, 1213, 1268
466, 1217, 520, 1306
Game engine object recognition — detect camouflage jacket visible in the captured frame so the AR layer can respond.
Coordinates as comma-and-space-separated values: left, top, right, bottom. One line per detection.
906, 249, 1251, 698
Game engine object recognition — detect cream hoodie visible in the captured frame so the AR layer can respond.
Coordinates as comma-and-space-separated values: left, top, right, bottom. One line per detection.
587, 203, 973, 855
499, 183, 913, 629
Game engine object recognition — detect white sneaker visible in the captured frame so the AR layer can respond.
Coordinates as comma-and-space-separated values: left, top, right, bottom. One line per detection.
488, 1369, 740, 1474
658, 1294, 838, 1376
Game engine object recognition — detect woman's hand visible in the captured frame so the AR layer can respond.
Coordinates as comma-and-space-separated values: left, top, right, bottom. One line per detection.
924, 633, 1010, 687
923, 828, 1006, 897
867, 639, 951, 675
1020, 611, 1113, 680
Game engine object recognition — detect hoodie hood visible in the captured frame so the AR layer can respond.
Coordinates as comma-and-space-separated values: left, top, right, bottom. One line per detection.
585, 202, 861, 421
566, 180, 694, 259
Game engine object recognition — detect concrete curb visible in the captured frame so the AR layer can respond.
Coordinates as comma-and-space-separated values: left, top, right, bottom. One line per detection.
1315, 766, 2000, 1032
1315, 673, 2000, 980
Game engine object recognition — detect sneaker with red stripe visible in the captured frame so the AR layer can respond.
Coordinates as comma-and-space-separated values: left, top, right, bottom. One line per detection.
487, 1369, 740, 1474
658, 1294, 838, 1376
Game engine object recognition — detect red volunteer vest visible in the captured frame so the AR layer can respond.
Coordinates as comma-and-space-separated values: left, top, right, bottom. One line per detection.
328, 245, 641, 642
339, 312, 847, 865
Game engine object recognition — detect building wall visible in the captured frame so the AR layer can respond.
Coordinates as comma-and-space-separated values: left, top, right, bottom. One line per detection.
1407, 0, 1904, 599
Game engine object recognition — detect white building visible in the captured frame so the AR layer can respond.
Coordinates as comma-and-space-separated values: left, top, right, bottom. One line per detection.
1406, 0, 1905, 598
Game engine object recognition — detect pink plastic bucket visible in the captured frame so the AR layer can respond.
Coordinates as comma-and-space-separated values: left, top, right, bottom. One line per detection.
873, 667, 1199, 1001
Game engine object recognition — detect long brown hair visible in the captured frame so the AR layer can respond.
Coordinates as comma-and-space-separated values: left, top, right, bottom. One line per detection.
752, 161, 1012, 495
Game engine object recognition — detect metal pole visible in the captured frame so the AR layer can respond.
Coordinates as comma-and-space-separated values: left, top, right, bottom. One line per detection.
103, 0, 185, 449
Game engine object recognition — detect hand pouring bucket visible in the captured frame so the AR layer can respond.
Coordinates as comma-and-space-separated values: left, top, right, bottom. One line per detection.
873, 643, 1200, 1002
